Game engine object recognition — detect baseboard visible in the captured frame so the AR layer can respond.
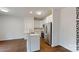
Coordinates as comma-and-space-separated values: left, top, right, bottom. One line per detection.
58, 45, 72, 52
51, 45, 72, 52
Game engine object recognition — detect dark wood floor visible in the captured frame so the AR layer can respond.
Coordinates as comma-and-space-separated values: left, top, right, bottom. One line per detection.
0, 38, 70, 52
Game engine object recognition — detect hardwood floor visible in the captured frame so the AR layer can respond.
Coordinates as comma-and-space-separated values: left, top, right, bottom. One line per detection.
39, 38, 71, 52
0, 38, 70, 52
0, 39, 26, 52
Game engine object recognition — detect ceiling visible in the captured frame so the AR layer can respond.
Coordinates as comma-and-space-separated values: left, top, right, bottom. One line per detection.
0, 7, 52, 19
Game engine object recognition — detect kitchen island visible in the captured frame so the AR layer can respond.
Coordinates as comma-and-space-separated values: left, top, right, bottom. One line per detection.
25, 34, 40, 52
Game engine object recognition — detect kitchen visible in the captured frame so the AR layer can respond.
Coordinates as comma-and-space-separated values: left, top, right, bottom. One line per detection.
0, 7, 53, 52
0, 7, 74, 52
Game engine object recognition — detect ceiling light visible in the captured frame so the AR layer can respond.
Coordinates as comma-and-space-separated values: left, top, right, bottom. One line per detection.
0, 8, 9, 12
29, 11, 32, 14
36, 11, 42, 15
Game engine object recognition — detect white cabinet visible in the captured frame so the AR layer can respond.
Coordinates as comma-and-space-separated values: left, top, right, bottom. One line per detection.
30, 35, 40, 51
26, 34, 40, 52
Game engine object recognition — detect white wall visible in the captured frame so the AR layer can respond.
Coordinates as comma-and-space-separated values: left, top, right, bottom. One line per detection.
0, 15, 24, 39
52, 8, 61, 46
0, 15, 34, 40
59, 7, 76, 51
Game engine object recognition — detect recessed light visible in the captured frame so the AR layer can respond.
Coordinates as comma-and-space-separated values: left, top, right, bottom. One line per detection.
36, 11, 42, 15
0, 8, 9, 12
29, 11, 32, 14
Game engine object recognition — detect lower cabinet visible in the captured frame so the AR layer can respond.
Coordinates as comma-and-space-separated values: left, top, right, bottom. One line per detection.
26, 34, 40, 52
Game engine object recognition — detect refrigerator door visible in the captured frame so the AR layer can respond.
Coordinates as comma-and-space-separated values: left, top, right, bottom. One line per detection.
47, 22, 52, 45
43, 24, 47, 40
43, 22, 52, 45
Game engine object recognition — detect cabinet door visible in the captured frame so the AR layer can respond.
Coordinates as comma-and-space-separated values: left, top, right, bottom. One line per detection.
30, 36, 40, 52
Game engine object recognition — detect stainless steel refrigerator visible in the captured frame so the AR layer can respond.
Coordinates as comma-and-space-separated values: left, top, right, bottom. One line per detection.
43, 22, 52, 45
